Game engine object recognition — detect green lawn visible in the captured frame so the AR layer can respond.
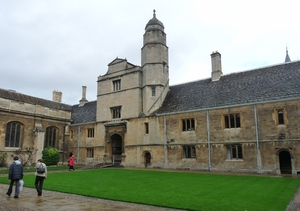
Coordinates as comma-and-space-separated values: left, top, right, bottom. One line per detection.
0, 168, 299, 211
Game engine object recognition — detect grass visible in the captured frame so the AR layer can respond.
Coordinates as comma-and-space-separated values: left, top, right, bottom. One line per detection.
0, 168, 299, 211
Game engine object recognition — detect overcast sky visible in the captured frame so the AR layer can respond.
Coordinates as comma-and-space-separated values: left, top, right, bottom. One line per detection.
1, 0, 299, 105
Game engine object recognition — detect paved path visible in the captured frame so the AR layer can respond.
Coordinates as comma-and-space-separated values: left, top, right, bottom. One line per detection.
0, 184, 180, 211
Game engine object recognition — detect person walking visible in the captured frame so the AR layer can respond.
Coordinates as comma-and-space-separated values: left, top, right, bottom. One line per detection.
6, 156, 24, 198
35, 159, 47, 196
68, 153, 75, 171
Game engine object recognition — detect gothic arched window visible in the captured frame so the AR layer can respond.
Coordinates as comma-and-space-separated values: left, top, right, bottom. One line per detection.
45, 126, 58, 148
5, 121, 22, 148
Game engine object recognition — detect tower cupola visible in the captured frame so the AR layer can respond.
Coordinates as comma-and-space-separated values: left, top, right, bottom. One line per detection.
145, 10, 164, 32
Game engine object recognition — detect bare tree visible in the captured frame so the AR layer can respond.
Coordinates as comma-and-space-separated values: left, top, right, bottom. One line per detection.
14, 147, 38, 166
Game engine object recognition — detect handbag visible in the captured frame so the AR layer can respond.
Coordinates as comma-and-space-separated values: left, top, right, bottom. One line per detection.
37, 164, 45, 173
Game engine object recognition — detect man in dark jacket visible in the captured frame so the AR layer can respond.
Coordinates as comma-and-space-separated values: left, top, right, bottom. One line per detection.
6, 156, 23, 198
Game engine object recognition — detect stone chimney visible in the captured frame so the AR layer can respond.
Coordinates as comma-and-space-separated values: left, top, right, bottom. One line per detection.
211, 51, 223, 81
79, 86, 88, 106
52, 90, 62, 103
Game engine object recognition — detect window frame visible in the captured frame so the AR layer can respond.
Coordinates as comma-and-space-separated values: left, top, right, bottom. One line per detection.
151, 87, 156, 96
224, 114, 241, 129
182, 145, 196, 159
86, 148, 94, 158
45, 126, 58, 148
87, 128, 94, 138
111, 106, 121, 119
113, 79, 121, 91
182, 119, 195, 131
227, 144, 243, 160
274, 108, 288, 126
5, 121, 22, 148
144, 123, 149, 134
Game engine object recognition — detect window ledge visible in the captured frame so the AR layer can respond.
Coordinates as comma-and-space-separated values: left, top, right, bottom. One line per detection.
4, 147, 20, 150
224, 128, 241, 131
182, 158, 197, 161
277, 124, 286, 128
225, 159, 244, 162
181, 131, 195, 133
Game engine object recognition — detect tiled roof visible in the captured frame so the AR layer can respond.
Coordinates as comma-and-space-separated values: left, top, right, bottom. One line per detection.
71, 101, 97, 124
0, 88, 72, 111
156, 61, 300, 115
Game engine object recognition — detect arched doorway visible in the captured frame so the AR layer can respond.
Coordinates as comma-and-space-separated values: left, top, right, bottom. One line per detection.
279, 150, 292, 174
144, 151, 151, 167
111, 134, 123, 164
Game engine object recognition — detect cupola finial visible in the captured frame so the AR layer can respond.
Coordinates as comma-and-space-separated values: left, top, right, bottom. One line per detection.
153, 9, 156, 17
285, 45, 291, 63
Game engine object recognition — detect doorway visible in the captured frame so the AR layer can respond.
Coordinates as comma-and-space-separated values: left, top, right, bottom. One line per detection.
110, 134, 123, 164
279, 150, 292, 174
144, 151, 151, 167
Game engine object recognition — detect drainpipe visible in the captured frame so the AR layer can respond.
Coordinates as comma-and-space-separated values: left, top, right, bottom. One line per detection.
206, 110, 212, 171
77, 126, 80, 164
62, 125, 65, 165
164, 115, 167, 169
254, 104, 261, 173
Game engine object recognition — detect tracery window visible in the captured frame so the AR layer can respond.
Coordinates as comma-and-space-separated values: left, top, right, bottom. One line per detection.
5, 121, 22, 148
45, 126, 57, 148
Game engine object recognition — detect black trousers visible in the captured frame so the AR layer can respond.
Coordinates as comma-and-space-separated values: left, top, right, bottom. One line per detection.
35, 176, 45, 195
7, 179, 20, 196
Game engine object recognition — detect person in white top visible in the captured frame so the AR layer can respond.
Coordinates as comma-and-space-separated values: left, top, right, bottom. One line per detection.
34, 159, 47, 196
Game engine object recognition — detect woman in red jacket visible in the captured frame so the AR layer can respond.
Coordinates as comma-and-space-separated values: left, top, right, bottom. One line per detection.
68, 153, 75, 171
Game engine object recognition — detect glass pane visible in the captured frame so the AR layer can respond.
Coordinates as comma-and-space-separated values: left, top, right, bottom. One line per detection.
232, 145, 237, 158
230, 115, 235, 128
278, 111, 284, 124
236, 114, 241, 127
225, 116, 229, 128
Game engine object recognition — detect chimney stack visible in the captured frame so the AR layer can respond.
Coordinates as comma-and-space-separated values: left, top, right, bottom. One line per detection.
79, 86, 88, 106
211, 51, 223, 81
52, 90, 62, 103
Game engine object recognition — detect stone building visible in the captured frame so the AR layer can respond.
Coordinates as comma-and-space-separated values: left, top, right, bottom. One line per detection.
0, 89, 72, 165
1, 11, 299, 175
